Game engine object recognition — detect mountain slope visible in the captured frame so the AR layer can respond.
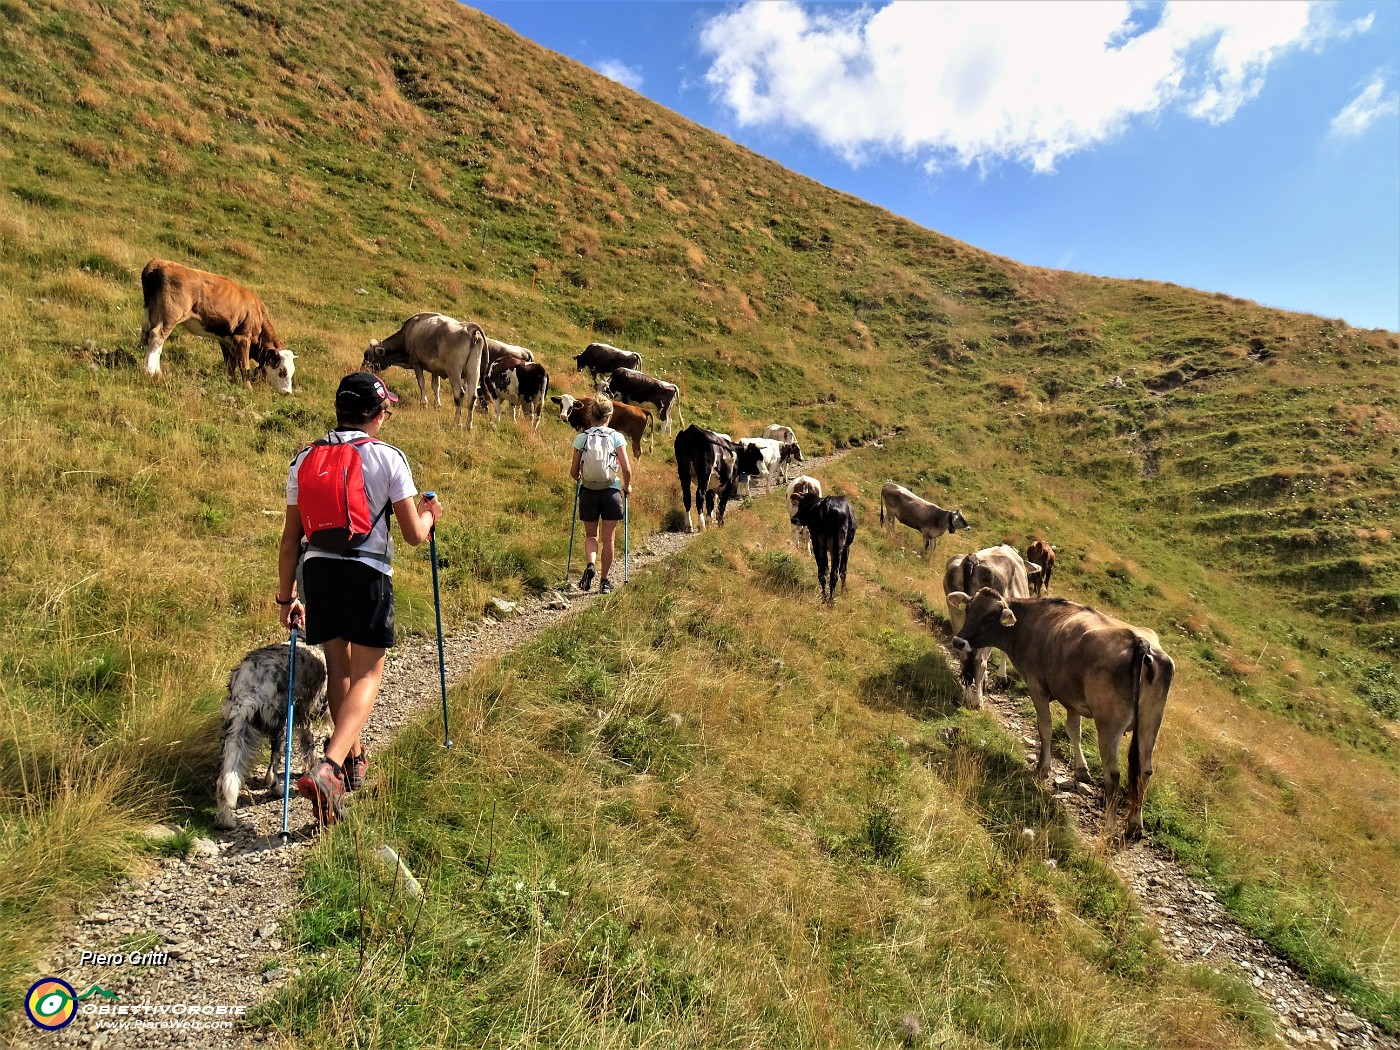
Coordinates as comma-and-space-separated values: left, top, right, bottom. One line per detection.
0, 0, 1396, 1037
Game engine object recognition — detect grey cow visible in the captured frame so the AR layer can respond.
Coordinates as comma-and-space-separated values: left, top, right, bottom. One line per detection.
948, 589, 1174, 840
879, 482, 970, 557
362, 312, 488, 429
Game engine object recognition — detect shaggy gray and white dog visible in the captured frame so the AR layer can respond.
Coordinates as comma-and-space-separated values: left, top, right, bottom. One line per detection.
215, 642, 328, 830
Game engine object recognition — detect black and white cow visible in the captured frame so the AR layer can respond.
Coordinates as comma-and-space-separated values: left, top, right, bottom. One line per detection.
879, 482, 970, 558
673, 424, 760, 532
736, 437, 804, 491
484, 361, 550, 429
575, 342, 641, 383
603, 367, 683, 436
942, 545, 1040, 709
790, 493, 856, 604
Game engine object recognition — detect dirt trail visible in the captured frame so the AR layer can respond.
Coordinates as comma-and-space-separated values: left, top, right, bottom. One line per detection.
973, 680, 1396, 1049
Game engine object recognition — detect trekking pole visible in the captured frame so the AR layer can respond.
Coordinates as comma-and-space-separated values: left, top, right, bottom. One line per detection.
623, 489, 629, 583
425, 493, 452, 750
564, 481, 581, 587
279, 611, 302, 845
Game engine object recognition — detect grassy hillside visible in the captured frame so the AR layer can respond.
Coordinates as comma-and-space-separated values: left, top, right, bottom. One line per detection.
1, 0, 1397, 1039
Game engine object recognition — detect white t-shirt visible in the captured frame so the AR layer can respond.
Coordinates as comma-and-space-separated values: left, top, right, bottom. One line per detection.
287, 429, 417, 576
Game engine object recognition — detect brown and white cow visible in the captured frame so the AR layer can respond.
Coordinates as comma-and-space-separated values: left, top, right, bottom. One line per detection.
942, 545, 1040, 709
601, 367, 683, 437
1026, 539, 1056, 597
879, 482, 970, 557
361, 312, 486, 428
551, 394, 652, 457
947, 589, 1174, 840
762, 423, 797, 445
139, 259, 295, 392
786, 475, 823, 552
484, 360, 549, 429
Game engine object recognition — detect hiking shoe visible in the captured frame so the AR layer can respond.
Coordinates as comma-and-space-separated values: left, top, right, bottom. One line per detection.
346, 749, 368, 792
296, 759, 346, 827
599, 577, 614, 594
578, 564, 596, 591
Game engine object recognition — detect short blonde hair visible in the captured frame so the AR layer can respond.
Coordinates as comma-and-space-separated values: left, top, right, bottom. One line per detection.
584, 396, 614, 427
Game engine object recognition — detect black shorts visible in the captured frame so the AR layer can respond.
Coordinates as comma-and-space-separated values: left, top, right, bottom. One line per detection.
578, 486, 624, 522
302, 557, 396, 648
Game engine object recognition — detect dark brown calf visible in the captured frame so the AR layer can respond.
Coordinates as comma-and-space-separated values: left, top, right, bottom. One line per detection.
1025, 539, 1056, 597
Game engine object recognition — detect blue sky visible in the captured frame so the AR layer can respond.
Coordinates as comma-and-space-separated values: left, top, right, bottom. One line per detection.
470, 1, 1400, 332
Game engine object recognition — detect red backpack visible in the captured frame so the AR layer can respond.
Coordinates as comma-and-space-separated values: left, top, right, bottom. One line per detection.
296, 437, 390, 556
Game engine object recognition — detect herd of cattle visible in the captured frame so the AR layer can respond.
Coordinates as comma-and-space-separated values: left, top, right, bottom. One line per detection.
140, 258, 1173, 841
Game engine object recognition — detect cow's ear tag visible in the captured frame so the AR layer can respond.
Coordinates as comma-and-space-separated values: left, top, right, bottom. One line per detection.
947, 591, 969, 609
1000, 607, 1017, 627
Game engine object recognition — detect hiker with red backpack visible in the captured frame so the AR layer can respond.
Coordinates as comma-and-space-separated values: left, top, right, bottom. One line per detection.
275, 371, 443, 826
569, 395, 632, 594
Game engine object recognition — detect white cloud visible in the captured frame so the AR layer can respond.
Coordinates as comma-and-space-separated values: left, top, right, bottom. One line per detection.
595, 59, 644, 92
1330, 71, 1399, 137
699, 0, 1361, 173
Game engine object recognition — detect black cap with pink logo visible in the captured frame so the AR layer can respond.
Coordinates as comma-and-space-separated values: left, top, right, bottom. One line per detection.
335, 371, 399, 414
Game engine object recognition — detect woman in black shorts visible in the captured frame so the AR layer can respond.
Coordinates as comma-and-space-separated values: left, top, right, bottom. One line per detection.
569, 397, 633, 594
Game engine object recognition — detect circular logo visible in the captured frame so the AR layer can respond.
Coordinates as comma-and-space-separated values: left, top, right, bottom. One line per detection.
26, 977, 78, 1031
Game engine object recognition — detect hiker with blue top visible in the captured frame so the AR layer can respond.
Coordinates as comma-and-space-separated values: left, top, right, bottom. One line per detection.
569, 395, 633, 594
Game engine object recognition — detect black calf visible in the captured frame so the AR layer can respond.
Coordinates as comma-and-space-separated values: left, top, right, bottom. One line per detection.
790, 494, 856, 603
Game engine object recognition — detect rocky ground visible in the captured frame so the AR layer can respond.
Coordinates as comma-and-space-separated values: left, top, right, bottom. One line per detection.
14, 456, 1395, 1049
975, 683, 1396, 1049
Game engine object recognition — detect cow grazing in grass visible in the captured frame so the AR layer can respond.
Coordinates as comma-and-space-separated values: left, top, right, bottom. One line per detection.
942, 545, 1040, 708
879, 482, 970, 557
362, 312, 487, 428
762, 424, 797, 445
139, 259, 295, 392
786, 475, 823, 552
552, 394, 652, 457
674, 424, 759, 531
575, 342, 641, 383
790, 493, 856, 604
947, 589, 1174, 840
1026, 539, 1056, 597
602, 367, 683, 437
484, 360, 550, 429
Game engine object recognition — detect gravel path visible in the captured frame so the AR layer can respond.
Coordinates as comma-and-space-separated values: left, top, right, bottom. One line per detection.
13, 472, 790, 1050
16, 449, 1394, 1049
973, 680, 1397, 1049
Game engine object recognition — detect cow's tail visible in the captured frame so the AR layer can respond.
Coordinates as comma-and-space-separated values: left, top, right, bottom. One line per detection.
1126, 636, 1171, 828
469, 325, 489, 399
959, 552, 980, 595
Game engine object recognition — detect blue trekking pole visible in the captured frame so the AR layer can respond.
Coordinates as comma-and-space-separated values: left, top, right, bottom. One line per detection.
279, 611, 302, 844
425, 493, 452, 750
623, 489, 629, 584
564, 481, 581, 588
